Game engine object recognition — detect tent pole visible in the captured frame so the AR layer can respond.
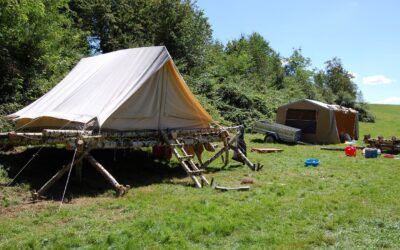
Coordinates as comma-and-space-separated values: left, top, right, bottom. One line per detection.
75, 156, 83, 183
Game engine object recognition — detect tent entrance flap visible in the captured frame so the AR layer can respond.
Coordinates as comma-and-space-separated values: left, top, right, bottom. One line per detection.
334, 111, 357, 139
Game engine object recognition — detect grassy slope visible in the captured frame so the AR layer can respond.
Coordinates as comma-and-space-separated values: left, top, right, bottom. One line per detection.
0, 105, 400, 249
359, 104, 400, 138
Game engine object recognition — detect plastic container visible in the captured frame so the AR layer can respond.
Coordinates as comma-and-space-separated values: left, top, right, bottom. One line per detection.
364, 148, 378, 158
345, 145, 357, 157
304, 158, 320, 167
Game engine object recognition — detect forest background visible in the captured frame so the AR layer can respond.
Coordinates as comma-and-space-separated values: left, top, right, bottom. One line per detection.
0, 0, 374, 131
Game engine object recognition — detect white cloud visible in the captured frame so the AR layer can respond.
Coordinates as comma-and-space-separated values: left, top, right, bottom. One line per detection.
362, 75, 394, 85
375, 97, 400, 105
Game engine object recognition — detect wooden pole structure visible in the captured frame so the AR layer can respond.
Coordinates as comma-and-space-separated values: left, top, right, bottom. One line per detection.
84, 154, 128, 197
230, 145, 263, 171
75, 158, 83, 183
202, 133, 239, 169
32, 153, 87, 199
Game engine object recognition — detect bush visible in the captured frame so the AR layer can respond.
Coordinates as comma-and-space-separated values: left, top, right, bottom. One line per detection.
0, 103, 20, 132
355, 103, 375, 123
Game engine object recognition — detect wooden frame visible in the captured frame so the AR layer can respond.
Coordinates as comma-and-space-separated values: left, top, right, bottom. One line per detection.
1, 126, 261, 199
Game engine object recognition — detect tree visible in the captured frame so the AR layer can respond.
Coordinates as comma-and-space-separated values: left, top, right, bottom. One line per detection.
70, 0, 212, 73
284, 48, 311, 76
284, 48, 317, 98
224, 33, 284, 89
324, 57, 357, 106
0, 0, 88, 105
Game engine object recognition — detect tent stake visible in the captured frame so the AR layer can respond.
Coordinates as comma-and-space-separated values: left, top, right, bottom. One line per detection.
84, 154, 128, 197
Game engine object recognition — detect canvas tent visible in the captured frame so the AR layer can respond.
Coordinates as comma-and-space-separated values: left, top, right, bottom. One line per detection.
1, 46, 264, 196
276, 99, 358, 144
7, 46, 213, 131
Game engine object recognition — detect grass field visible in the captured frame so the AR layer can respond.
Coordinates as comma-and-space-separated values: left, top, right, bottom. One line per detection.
359, 104, 400, 138
1, 104, 400, 249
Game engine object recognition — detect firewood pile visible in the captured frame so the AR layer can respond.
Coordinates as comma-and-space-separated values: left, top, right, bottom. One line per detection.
363, 134, 400, 152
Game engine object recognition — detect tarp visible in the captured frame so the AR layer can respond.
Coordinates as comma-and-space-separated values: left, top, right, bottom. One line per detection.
7, 46, 213, 131
276, 99, 358, 144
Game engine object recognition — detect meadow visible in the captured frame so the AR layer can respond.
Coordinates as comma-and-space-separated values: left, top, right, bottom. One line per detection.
0, 104, 399, 249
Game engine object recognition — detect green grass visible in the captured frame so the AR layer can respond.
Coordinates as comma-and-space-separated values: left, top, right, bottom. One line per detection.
359, 104, 400, 138
0, 104, 400, 249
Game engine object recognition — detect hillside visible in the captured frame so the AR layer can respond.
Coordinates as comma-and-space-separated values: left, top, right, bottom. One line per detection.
359, 104, 400, 138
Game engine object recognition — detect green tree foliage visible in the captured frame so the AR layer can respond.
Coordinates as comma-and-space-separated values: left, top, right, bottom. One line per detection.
311, 57, 374, 121
0, 1, 374, 132
0, 0, 88, 105
324, 57, 358, 106
70, 0, 212, 73
188, 35, 374, 126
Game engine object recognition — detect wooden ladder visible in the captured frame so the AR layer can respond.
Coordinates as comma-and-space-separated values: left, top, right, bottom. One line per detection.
162, 132, 209, 188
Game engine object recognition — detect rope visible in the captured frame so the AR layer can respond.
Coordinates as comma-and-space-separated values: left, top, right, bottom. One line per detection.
3, 119, 74, 185
59, 147, 77, 209
58, 121, 89, 208
6, 146, 45, 186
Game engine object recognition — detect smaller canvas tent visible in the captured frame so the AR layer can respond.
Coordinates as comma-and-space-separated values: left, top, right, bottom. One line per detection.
7, 46, 212, 131
276, 99, 358, 144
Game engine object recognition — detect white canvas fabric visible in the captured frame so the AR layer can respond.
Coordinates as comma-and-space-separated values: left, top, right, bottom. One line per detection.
8, 46, 213, 130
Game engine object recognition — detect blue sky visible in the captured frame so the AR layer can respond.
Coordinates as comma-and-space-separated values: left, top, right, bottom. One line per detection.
197, 0, 400, 104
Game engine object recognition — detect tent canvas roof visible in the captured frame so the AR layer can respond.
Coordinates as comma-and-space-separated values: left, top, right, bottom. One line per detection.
8, 46, 213, 130
282, 99, 357, 113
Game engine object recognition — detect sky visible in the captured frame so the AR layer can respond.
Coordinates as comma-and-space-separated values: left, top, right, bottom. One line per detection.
197, 0, 400, 104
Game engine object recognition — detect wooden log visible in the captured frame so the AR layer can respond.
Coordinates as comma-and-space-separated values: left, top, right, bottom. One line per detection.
230, 145, 263, 171
0, 127, 240, 150
215, 185, 250, 191
202, 133, 239, 169
251, 148, 284, 153
222, 136, 229, 167
320, 146, 365, 151
85, 154, 127, 197
32, 152, 87, 199
75, 154, 83, 183
42, 129, 92, 136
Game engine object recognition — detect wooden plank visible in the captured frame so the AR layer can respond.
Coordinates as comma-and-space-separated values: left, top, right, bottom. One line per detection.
251, 148, 283, 153
215, 186, 250, 191
320, 146, 365, 151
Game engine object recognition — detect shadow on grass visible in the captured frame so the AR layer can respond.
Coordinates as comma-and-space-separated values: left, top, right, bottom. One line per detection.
250, 138, 265, 143
206, 163, 244, 173
0, 147, 194, 200
250, 137, 300, 147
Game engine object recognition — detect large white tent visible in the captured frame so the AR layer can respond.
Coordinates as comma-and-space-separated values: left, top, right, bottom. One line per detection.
7, 46, 213, 131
